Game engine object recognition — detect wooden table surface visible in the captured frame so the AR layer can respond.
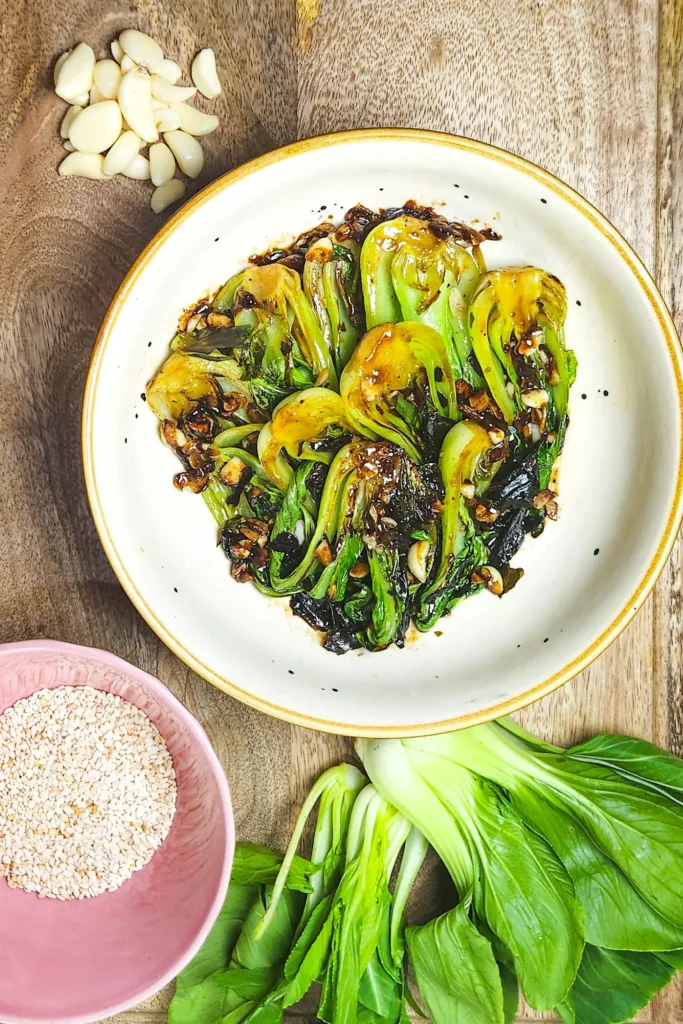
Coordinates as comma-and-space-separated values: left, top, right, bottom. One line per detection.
1, 0, 682, 1020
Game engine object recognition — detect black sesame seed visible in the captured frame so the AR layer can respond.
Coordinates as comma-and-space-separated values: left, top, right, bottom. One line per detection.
454, 184, 460, 187
581, 393, 587, 399
140, 393, 146, 402
463, 194, 469, 199
147, 341, 152, 347
135, 413, 138, 419
594, 548, 600, 556
214, 237, 219, 242
544, 637, 549, 643
540, 198, 547, 204
603, 390, 609, 396
124, 438, 127, 444
173, 587, 178, 593
288, 669, 294, 675
576, 300, 582, 306
320, 204, 327, 210
332, 687, 338, 692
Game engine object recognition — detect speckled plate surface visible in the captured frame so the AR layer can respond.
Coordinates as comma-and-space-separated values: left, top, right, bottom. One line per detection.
83, 129, 683, 737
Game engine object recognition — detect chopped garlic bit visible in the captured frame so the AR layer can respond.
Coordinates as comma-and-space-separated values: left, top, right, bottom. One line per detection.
191, 48, 221, 99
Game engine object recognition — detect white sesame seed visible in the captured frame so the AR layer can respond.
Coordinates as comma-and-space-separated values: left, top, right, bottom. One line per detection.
0, 686, 176, 900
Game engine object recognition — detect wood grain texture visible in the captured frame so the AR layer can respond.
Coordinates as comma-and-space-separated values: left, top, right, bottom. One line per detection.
0, 0, 680, 1020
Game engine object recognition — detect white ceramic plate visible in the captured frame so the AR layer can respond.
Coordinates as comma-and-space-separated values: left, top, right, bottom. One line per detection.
83, 129, 683, 737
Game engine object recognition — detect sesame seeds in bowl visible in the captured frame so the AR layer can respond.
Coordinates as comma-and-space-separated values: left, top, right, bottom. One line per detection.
0, 685, 176, 901
0, 639, 234, 1024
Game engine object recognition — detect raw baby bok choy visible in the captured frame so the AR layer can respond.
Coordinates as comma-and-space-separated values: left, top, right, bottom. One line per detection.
360, 213, 484, 385
171, 719, 683, 1024
169, 763, 426, 1024
357, 720, 683, 1024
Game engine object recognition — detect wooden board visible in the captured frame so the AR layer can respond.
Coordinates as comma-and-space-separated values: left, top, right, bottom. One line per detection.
0, 0, 681, 1019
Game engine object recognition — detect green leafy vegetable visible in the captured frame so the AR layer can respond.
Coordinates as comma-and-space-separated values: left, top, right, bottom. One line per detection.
407, 903, 506, 1024
556, 945, 675, 1024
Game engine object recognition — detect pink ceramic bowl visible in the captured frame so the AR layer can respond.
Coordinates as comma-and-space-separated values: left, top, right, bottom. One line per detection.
0, 640, 235, 1024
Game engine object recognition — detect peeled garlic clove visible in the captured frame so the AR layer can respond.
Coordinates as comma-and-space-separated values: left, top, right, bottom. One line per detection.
151, 178, 186, 214
118, 67, 158, 144
171, 101, 219, 136
53, 50, 71, 87
191, 48, 221, 99
55, 42, 95, 102
122, 153, 151, 179
89, 83, 106, 104
60, 104, 83, 139
157, 58, 182, 84
408, 540, 431, 584
103, 130, 142, 176
151, 76, 196, 104
120, 54, 136, 72
111, 38, 124, 63
69, 100, 122, 154
149, 141, 176, 185
164, 130, 204, 178
119, 29, 164, 72
59, 152, 107, 178
154, 106, 181, 131
63, 140, 76, 152
93, 58, 121, 99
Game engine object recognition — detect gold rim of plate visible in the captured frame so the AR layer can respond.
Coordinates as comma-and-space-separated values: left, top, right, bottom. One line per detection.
82, 128, 683, 737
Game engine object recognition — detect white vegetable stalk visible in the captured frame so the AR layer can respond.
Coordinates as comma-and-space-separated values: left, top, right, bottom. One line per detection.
356, 737, 475, 894
255, 763, 366, 938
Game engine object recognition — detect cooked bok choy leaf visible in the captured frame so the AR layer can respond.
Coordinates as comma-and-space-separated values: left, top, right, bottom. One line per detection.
257, 388, 356, 491
340, 321, 459, 463
275, 440, 442, 651
468, 267, 576, 426
215, 263, 338, 407
303, 234, 364, 373
413, 421, 498, 630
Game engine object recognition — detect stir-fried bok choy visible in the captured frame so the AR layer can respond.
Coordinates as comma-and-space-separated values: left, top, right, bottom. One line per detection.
147, 200, 577, 652
170, 717, 683, 1024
